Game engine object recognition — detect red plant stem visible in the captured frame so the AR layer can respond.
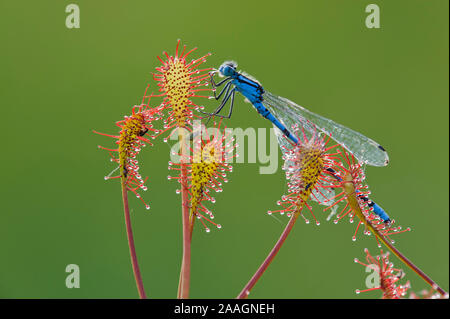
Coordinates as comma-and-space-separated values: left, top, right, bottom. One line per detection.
176, 203, 197, 299
177, 131, 192, 299
177, 210, 195, 299
343, 174, 448, 297
177, 210, 196, 299
380, 232, 447, 297
121, 180, 147, 299
237, 210, 301, 299
177, 260, 184, 299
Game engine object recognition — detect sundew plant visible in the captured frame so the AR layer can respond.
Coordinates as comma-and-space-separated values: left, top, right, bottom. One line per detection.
94, 41, 448, 299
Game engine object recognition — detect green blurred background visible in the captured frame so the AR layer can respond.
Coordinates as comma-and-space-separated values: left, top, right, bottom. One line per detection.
0, 0, 448, 298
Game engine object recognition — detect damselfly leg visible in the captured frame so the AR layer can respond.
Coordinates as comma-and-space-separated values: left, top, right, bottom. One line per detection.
210, 72, 232, 93
201, 73, 236, 125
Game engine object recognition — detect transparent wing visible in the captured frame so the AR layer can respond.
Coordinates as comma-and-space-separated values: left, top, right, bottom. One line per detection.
264, 91, 389, 167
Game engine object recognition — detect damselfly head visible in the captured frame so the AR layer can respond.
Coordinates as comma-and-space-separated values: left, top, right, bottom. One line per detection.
219, 61, 237, 77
